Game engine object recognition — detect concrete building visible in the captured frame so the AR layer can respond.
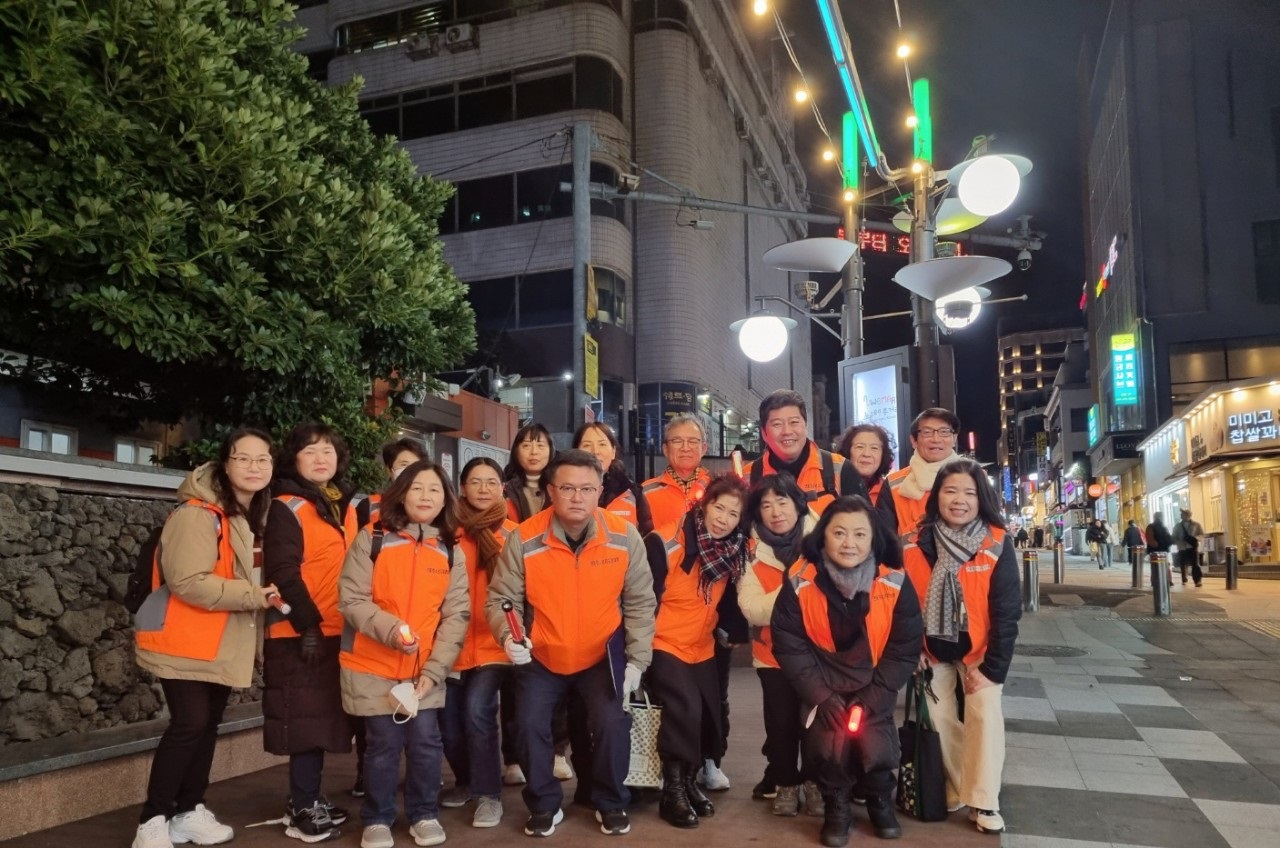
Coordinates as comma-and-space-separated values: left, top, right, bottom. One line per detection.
293, 0, 812, 453
1043, 340, 1098, 550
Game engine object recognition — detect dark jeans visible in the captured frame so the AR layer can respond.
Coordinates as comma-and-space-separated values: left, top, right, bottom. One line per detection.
441, 666, 508, 797
141, 678, 231, 822
362, 711, 443, 826
516, 659, 631, 813
1178, 549, 1203, 584
757, 667, 805, 786
713, 641, 733, 765
290, 749, 326, 809
804, 702, 898, 799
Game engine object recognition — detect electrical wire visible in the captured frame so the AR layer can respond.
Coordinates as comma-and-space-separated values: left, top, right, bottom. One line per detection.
430, 131, 565, 178
771, 7, 844, 183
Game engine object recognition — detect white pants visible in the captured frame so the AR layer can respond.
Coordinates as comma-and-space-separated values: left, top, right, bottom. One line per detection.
927, 660, 1006, 812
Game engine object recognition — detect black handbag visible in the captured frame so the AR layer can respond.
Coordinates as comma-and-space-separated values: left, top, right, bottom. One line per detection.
897, 670, 948, 822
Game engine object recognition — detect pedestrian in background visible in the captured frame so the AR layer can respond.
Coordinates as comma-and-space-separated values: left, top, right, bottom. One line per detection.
132, 428, 278, 848
1173, 508, 1205, 587
1145, 512, 1175, 587
1122, 520, 1145, 565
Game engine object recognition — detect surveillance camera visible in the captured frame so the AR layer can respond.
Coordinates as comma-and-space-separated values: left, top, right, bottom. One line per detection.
690, 219, 714, 231
481, 430, 492, 441
616, 173, 640, 194
1017, 249, 1032, 271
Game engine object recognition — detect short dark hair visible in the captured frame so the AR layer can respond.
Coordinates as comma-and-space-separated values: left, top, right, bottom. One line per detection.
278, 422, 350, 485
745, 472, 808, 529
920, 458, 1005, 531
212, 427, 274, 533
758, 389, 807, 427
910, 407, 960, 438
461, 456, 504, 485
835, 423, 895, 482
504, 423, 555, 480
698, 473, 749, 517
379, 459, 460, 538
800, 495, 901, 569
543, 448, 603, 484
381, 437, 428, 470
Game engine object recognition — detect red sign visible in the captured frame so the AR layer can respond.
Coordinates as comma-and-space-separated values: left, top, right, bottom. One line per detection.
1087, 484, 1103, 498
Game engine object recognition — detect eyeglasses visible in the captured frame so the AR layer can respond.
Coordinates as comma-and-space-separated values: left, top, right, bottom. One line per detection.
916, 427, 956, 439
665, 438, 703, 448
229, 455, 273, 469
554, 485, 600, 498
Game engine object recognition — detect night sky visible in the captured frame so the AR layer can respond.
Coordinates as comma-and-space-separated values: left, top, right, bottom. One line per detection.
760, 0, 1109, 460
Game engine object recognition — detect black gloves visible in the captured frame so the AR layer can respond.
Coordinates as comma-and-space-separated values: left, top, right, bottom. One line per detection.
299, 626, 324, 664
816, 695, 848, 728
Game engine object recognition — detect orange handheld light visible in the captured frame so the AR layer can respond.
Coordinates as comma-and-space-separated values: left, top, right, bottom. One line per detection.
732, 450, 744, 479
398, 624, 417, 647
846, 703, 864, 734
266, 593, 291, 615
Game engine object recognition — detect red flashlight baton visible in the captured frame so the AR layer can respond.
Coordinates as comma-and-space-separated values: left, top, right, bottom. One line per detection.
266, 592, 292, 615
501, 600, 526, 646
846, 703, 864, 734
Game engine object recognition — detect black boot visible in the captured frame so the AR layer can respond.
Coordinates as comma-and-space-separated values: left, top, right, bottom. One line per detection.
684, 764, 715, 818
866, 794, 903, 839
659, 761, 699, 829
820, 793, 852, 848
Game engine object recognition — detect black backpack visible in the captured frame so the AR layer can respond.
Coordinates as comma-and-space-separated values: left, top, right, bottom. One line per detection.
749, 449, 838, 502
123, 502, 224, 615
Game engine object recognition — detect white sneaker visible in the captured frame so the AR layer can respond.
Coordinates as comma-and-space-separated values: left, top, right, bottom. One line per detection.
168, 805, 233, 845
410, 818, 446, 846
133, 816, 174, 848
970, 808, 1005, 833
361, 824, 394, 848
502, 763, 527, 785
472, 796, 503, 828
553, 754, 574, 780
698, 758, 730, 791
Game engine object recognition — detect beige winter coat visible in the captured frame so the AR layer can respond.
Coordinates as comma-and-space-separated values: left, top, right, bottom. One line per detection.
737, 512, 818, 669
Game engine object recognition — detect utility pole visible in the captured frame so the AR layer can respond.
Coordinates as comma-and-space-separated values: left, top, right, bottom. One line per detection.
909, 163, 940, 411
570, 121, 591, 430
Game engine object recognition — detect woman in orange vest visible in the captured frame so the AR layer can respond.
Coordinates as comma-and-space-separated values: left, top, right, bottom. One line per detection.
338, 458, 469, 848
132, 428, 278, 848
503, 423, 555, 523
262, 423, 358, 842
574, 422, 654, 534
901, 458, 1020, 835
438, 457, 519, 828
836, 424, 895, 507
771, 496, 923, 848
736, 472, 821, 816
648, 474, 750, 829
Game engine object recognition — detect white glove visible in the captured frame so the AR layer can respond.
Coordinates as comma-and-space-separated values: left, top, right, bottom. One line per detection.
623, 663, 642, 697
504, 636, 532, 665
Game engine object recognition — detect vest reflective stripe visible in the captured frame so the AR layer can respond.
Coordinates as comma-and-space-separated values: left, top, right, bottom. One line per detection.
339, 531, 453, 680
134, 501, 232, 662
795, 563, 901, 665
903, 526, 1005, 667
654, 529, 723, 664
266, 495, 351, 639
606, 490, 639, 526
454, 520, 518, 671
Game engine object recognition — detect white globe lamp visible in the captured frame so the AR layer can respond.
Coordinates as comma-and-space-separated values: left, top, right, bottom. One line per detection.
731, 314, 796, 363
935, 287, 984, 331
956, 155, 1021, 217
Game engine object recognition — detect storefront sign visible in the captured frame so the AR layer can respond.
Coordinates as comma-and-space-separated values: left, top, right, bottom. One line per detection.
1190, 434, 1207, 464
1111, 333, 1138, 406
1087, 405, 1099, 446
1227, 409, 1278, 446
583, 334, 599, 399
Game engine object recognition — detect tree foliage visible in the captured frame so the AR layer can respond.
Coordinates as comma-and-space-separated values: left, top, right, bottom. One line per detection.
0, 0, 474, 485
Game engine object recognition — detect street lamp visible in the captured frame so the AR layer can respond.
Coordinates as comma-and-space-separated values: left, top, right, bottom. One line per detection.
730, 312, 798, 363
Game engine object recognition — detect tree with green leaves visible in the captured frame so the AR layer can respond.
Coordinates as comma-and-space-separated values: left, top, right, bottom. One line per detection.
0, 0, 474, 485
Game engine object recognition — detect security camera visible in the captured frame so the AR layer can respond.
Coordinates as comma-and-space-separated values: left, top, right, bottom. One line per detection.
481, 430, 492, 441
1017, 249, 1032, 271
616, 173, 640, 194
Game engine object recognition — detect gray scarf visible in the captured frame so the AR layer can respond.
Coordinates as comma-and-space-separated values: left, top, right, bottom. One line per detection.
924, 520, 985, 641
822, 553, 877, 600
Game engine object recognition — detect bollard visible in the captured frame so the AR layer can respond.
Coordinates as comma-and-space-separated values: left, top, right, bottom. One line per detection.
1129, 546, 1143, 589
1150, 552, 1171, 616
1022, 550, 1040, 613
1053, 541, 1065, 584
1225, 545, 1239, 591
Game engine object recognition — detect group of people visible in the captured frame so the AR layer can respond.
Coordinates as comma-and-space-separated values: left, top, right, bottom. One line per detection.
1134, 509, 1206, 587
131, 390, 1020, 848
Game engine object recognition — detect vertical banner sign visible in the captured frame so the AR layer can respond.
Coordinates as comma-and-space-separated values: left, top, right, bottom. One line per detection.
1087, 404, 1100, 446
1111, 333, 1138, 406
583, 334, 599, 399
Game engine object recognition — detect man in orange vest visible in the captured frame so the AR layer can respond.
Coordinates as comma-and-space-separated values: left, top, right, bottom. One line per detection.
878, 408, 961, 537
642, 413, 713, 529
487, 450, 656, 838
746, 390, 865, 514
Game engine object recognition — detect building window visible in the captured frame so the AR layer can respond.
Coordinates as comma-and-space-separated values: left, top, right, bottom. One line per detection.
634, 0, 689, 33
594, 267, 628, 328
465, 270, 574, 331
457, 174, 514, 231
1068, 407, 1090, 432
1254, 218, 1280, 304
21, 420, 77, 455
443, 163, 627, 233
116, 438, 160, 466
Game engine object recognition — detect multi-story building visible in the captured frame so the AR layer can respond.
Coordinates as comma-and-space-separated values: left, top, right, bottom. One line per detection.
1080, 0, 1280, 549
293, 0, 812, 453
1043, 340, 1096, 549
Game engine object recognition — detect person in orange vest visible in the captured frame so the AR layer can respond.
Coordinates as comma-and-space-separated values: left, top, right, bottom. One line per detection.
736, 472, 821, 816
132, 428, 279, 848
901, 458, 1021, 835
262, 423, 358, 842
877, 408, 961, 537
438, 457, 519, 828
642, 414, 712, 530
575, 422, 654, 535
835, 424, 896, 508
771, 497, 923, 848
338, 459, 470, 848
747, 390, 865, 515
351, 438, 429, 530
486, 450, 656, 838
503, 423, 555, 523
647, 474, 750, 829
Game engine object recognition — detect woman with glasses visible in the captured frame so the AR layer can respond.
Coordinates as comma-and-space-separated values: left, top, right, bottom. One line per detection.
133, 429, 279, 848
503, 423, 555, 523
647, 474, 750, 829
439, 457, 519, 828
901, 458, 1021, 834
835, 424, 895, 508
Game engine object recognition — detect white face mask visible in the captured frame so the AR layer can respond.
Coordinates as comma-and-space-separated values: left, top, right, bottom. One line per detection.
388, 681, 419, 724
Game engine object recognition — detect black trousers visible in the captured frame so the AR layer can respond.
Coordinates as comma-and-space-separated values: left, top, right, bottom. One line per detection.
142, 678, 231, 822
649, 651, 722, 763
804, 703, 898, 798
1178, 549, 1202, 584
757, 667, 806, 786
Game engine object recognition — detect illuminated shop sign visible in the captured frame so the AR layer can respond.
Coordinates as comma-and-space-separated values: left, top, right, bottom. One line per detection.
1227, 409, 1279, 446
834, 228, 967, 257
1111, 333, 1138, 406
1096, 234, 1122, 297
1087, 404, 1099, 446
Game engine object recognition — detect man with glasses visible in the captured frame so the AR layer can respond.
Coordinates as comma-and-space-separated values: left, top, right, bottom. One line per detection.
879, 408, 962, 535
643, 413, 713, 528
487, 450, 655, 838
746, 390, 865, 514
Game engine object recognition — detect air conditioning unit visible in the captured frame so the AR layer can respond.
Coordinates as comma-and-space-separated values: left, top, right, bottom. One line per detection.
405, 32, 440, 60
444, 22, 478, 52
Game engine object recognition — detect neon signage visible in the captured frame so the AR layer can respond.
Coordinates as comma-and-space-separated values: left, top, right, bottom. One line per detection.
1111, 333, 1138, 406
838, 228, 966, 257
1095, 234, 1122, 297
1228, 410, 1279, 446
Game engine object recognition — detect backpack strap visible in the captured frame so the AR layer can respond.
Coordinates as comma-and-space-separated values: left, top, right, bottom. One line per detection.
369, 522, 384, 564
818, 450, 837, 496
749, 458, 763, 486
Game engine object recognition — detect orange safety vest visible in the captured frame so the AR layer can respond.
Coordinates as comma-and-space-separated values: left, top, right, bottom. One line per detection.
794, 559, 904, 665
134, 500, 232, 662
642, 469, 711, 530
520, 508, 633, 675
454, 520, 518, 671
749, 558, 810, 668
339, 530, 454, 681
654, 528, 728, 664
266, 495, 356, 639
352, 492, 382, 528
902, 526, 1006, 667
604, 489, 640, 527
885, 468, 928, 535
746, 444, 847, 514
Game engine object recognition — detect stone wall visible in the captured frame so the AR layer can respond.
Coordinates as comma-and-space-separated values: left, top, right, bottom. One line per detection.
0, 483, 262, 747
